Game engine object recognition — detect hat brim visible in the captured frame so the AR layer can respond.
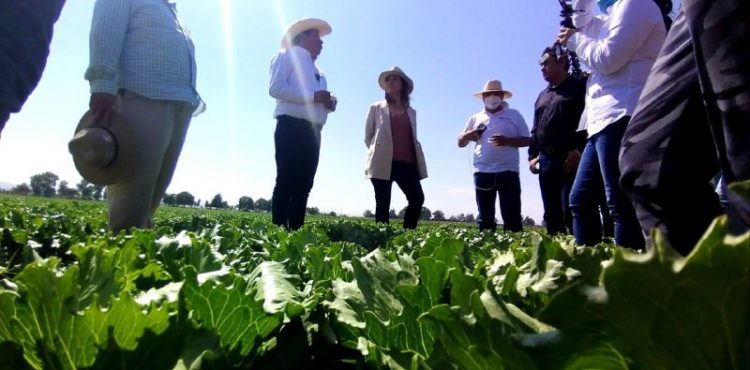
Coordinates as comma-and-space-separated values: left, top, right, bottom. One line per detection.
473, 90, 513, 99
281, 18, 332, 48
70, 110, 136, 185
378, 70, 414, 95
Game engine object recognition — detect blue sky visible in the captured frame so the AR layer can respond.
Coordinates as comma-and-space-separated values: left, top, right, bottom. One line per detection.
0, 0, 591, 223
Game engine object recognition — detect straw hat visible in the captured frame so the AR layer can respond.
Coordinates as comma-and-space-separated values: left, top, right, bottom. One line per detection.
473, 80, 513, 99
378, 66, 414, 94
281, 18, 332, 48
68, 110, 136, 185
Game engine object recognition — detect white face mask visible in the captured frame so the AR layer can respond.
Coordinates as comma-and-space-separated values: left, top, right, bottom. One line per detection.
484, 95, 503, 110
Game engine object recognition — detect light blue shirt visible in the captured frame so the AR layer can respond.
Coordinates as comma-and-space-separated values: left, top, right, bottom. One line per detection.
85, 0, 203, 110
463, 102, 530, 173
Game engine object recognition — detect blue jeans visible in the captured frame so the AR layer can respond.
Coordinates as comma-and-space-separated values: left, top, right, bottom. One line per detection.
474, 171, 522, 232
570, 118, 644, 249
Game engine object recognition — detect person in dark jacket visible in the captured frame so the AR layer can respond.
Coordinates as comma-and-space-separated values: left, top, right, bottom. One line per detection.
0, 0, 66, 139
529, 47, 587, 235
620, 0, 750, 255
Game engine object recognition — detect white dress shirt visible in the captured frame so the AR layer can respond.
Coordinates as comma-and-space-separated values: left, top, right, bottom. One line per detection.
463, 102, 530, 173
269, 45, 329, 125
570, 0, 666, 137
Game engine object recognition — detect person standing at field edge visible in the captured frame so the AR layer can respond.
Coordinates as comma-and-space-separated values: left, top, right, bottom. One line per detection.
458, 80, 531, 233
75, 0, 205, 231
269, 18, 336, 230
364, 66, 428, 229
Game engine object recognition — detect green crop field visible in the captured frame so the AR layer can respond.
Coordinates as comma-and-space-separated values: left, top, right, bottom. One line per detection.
0, 194, 747, 370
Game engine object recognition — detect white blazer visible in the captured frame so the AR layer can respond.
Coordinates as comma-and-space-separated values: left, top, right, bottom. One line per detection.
364, 101, 428, 180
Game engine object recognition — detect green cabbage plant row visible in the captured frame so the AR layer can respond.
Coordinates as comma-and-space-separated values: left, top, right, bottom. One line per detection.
0, 195, 747, 370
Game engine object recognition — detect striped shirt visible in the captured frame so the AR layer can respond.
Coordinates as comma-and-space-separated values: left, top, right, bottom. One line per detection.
85, 0, 203, 110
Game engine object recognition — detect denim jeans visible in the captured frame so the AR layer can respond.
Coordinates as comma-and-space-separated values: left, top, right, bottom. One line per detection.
474, 171, 522, 232
371, 161, 425, 229
272, 115, 321, 230
570, 117, 644, 249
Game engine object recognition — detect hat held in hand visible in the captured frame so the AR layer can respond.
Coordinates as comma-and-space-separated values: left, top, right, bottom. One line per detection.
68, 110, 135, 185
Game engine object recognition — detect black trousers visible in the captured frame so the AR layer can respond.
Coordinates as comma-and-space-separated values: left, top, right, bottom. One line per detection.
538, 153, 576, 235
620, 4, 750, 255
371, 161, 424, 229
475, 171, 522, 232
272, 115, 321, 230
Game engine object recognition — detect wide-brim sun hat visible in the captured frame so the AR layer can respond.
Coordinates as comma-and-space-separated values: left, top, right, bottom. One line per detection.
378, 66, 414, 94
473, 79, 513, 99
68, 110, 136, 186
281, 18, 332, 48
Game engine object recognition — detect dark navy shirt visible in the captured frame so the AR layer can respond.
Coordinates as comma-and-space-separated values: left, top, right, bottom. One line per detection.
528, 76, 587, 160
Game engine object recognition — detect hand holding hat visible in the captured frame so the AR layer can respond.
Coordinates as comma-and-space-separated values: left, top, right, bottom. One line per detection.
68, 109, 135, 185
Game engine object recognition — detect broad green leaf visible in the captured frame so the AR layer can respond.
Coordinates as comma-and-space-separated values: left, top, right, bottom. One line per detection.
181, 265, 283, 357
0, 260, 170, 370
539, 217, 749, 370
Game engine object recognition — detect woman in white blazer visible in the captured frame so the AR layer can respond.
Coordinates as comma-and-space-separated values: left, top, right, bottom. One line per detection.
364, 67, 428, 229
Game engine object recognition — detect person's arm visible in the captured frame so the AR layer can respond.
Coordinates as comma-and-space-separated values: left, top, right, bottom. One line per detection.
573, 0, 661, 75
458, 118, 479, 148
269, 50, 318, 104
491, 111, 531, 147
528, 95, 542, 160
84, 0, 129, 95
84, 0, 129, 122
491, 136, 531, 147
364, 105, 376, 147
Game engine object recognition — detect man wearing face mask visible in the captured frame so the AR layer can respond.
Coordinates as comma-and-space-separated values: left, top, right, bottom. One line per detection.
458, 80, 531, 232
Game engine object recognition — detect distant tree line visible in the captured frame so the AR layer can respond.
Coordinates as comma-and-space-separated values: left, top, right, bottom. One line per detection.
3, 171, 536, 225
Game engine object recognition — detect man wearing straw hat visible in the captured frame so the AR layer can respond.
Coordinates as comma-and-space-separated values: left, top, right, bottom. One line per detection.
74, 0, 204, 231
458, 80, 530, 232
269, 18, 336, 230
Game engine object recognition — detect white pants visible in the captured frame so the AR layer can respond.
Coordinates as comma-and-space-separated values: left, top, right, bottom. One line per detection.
107, 90, 192, 231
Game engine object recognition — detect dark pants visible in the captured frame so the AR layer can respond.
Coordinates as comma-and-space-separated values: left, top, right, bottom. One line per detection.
474, 171, 522, 232
371, 161, 425, 229
538, 153, 576, 235
538, 152, 613, 237
620, 6, 750, 255
272, 115, 321, 230
571, 118, 645, 249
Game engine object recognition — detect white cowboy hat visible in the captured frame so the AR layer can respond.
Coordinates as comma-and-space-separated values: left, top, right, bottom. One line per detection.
473, 80, 513, 99
281, 18, 332, 48
68, 110, 136, 185
378, 66, 414, 94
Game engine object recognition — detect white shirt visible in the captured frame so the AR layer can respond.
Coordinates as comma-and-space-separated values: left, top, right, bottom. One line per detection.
269, 46, 329, 125
570, 0, 666, 137
463, 102, 530, 173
